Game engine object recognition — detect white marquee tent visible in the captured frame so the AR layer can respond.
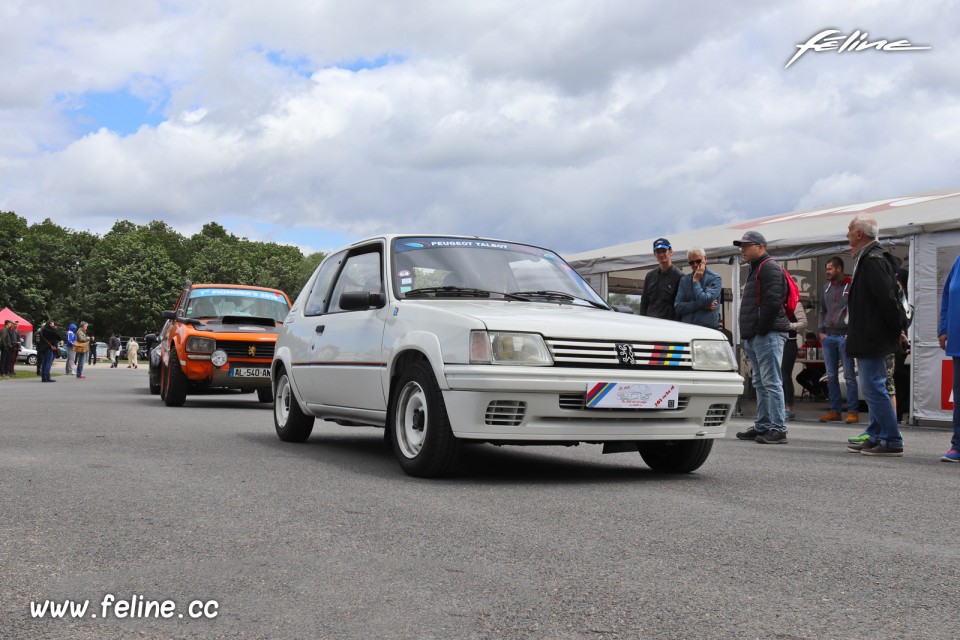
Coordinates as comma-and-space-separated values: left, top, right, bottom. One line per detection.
565, 187, 960, 424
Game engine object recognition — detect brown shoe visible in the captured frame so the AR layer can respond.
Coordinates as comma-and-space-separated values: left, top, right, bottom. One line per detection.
819, 410, 842, 422
844, 412, 859, 424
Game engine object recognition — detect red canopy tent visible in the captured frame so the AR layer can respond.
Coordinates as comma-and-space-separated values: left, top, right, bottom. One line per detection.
0, 307, 34, 334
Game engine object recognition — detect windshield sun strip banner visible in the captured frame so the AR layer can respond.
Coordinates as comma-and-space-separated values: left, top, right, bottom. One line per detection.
394, 237, 558, 260
190, 288, 287, 302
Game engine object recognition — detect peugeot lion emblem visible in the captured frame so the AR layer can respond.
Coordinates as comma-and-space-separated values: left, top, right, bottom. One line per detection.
616, 343, 635, 366
248, 345, 256, 357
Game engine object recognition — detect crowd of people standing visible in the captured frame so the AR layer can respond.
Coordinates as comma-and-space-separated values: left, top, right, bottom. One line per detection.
0, 319, 23, 377
640, 213, 957, 463
0, 321, 143, 381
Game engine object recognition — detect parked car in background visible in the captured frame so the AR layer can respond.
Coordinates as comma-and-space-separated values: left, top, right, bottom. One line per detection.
271, 235, 744, 478
17, 346, 38, 366
150, 283, 291, 405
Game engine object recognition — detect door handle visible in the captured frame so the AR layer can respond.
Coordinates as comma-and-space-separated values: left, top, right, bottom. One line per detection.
315, 325, 325, 335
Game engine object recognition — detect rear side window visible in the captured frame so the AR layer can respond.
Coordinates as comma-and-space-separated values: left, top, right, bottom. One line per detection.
304, 252, 346, 316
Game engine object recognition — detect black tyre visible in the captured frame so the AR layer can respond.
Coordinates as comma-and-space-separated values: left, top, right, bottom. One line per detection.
163, 350, 188, 407
637, 439, 714, 473
390, 360, 459, 478
274, 370, 314, 442
27, 354, 38, 366
148, 366, 161, 395
159, 362, 167, 401
257, 387, 273, 403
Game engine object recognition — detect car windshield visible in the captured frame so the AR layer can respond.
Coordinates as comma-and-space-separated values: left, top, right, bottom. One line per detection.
186, 288, 290, 322
392, 237, 608, 308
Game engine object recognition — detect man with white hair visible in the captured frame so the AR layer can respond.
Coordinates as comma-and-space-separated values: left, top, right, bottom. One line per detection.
844, 214, 905, 457
673, 246, 721, 329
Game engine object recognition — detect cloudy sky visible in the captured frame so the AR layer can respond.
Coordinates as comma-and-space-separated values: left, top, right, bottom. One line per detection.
1, 0, 957, 256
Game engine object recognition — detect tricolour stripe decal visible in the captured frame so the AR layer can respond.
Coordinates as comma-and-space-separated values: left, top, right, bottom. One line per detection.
585, 382, 616, 407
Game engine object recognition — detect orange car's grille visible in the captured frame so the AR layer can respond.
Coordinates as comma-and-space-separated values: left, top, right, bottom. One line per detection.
217, 341, 275, 360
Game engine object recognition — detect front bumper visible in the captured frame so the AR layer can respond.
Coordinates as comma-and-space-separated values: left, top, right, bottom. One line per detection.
441, 365, 743, 441
181, 357, 272, 390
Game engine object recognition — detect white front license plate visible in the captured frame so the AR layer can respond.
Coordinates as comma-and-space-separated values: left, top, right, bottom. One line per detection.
585, 382, 679, 409
230, 367, 270, 378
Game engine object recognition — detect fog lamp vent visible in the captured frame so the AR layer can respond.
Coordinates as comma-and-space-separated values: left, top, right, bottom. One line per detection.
484, 401, 526, 426
704, 404, 730, 427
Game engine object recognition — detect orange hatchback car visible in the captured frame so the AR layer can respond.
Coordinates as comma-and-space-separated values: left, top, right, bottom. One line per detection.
149, 283, 292, 406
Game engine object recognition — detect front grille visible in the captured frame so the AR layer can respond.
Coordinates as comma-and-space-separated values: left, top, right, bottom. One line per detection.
559, 393, 690, 411
545, 338, 692, 370
218, 340, 275, 360
485, 401, 526, 426
704, 404, 730, 427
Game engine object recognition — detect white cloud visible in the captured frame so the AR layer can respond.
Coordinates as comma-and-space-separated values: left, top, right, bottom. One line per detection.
0, 0, 958, 254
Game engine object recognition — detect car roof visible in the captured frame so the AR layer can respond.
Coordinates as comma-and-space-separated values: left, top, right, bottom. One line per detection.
190, 284, 287, 295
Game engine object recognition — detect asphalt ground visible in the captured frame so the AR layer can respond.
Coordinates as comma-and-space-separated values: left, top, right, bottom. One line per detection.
1, 362, 958, 640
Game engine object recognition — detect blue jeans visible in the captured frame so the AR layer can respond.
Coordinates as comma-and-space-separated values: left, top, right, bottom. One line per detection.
857, 356, 903, 448
952, 358, 960, 450
41, 349, 56, 380
744, 332, 787, 433
822, 335, 858, 412
75, 352, 84, 377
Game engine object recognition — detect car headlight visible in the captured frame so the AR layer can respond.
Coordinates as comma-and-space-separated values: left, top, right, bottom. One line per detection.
185, 336, 216, 353
470, 331, 553, 366
691, 339, 736, 370
210, 350, 228, 367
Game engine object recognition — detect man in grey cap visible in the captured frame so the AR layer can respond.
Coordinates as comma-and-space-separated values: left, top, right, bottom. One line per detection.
640, 238, 682, 320
734, 231, 792, 444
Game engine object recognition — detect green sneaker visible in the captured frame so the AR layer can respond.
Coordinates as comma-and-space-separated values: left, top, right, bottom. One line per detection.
847, 432, 870, 444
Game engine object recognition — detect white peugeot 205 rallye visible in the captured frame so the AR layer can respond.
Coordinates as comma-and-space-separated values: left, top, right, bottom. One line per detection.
271, 235, 743, 477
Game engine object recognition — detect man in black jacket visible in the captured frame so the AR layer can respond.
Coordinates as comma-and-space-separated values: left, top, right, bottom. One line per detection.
38, 320, 62, 383
640, 238, 682, 320
844, 214, 905, 456
733, 231, 792, 444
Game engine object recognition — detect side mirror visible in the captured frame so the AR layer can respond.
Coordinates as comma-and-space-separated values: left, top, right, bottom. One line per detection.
162, 310, 176, 320
339, 291, 385, 311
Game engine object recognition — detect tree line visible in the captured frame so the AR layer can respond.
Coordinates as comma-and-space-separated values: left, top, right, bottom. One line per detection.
0, 212, 325, 338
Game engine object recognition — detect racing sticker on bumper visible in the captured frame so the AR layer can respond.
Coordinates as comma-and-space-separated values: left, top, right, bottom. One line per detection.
586, 382, 678, 409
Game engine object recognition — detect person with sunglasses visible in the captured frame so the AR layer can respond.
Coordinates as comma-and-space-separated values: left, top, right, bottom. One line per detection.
674, 246, 721, 329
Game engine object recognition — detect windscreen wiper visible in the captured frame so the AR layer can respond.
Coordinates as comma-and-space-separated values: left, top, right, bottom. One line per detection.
510, 290, 609, 309
405, 286, 528, 301
405, 286, 491, 298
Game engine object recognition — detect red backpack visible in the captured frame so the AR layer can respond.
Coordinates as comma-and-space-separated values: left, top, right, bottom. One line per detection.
756, 258, 800, 318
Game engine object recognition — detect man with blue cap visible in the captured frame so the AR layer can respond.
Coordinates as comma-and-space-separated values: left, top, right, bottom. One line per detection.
640, 238, 682, 320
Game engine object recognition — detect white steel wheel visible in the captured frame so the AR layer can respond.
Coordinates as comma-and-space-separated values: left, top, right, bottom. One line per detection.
273, 371, 314, 442
396, 381, 429, 459
390, 360, 459, 478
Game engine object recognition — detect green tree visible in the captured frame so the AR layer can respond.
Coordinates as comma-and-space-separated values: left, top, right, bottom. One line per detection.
294, 251, 327, 294
85, 234, 182, 336
0, 212, 29, 313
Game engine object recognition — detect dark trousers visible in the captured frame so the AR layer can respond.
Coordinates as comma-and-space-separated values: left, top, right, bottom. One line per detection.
0, 347, 9, 375
781, 338, 798, 405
